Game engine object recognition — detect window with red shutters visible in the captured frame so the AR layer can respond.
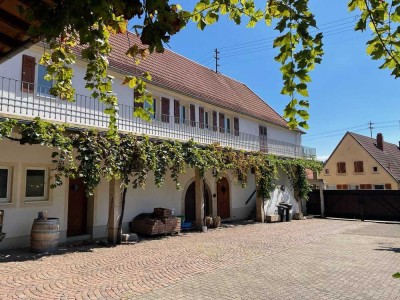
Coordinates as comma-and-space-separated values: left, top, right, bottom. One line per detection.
366, 184, 372, 189
161, 97, 170, 123
234, 117, 239, 136
174, 100, 180, 124
190, 104, 196, 127
219, 113, 225, 133
337, 162, 346, 174
336, 184, 343, 190
199, 107, 204, 128
212, 111, 217, 131
385, 183, 392, 190
21, 55, 35, 93
354, 161, 364, 173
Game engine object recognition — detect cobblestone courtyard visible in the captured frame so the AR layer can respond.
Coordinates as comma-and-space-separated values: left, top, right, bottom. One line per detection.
1, 219, 399, 299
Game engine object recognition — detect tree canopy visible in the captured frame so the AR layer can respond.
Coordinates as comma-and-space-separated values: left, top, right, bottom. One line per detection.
18, 0, 400, 132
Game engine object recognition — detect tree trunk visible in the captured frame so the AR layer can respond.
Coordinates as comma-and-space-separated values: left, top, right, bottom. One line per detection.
116, 186, 127, 244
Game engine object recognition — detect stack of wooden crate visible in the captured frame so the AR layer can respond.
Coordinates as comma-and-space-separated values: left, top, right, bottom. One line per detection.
130, 208, 181, 236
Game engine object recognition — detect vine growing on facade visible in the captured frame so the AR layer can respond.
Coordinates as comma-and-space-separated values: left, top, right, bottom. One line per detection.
0, 118, 322, 199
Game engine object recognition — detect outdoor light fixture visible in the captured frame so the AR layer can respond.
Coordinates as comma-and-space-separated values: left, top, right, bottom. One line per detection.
280, 185, 285, 191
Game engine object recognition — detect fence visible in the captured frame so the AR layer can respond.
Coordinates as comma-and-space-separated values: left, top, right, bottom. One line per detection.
0, 76, 316, 157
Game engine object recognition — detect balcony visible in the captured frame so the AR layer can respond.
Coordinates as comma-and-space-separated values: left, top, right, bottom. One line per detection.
0, 76, 316, 158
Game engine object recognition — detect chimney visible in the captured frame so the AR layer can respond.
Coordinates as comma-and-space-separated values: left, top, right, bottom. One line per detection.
377, 133, 383, 151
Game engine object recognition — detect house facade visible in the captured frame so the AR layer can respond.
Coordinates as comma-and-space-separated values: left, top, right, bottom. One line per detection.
320, 132, 400, 190
0, 33, 316, 250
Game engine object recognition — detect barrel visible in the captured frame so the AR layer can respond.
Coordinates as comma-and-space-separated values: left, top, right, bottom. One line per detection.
30, 218, 60, 253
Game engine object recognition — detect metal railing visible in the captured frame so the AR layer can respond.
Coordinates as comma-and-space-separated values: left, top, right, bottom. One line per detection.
0, 76, 316, 158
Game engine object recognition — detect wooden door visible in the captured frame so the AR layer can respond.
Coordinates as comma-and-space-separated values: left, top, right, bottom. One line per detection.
217, 177, 230, 219
185, 182, 196, 222
67, 178, 88, 236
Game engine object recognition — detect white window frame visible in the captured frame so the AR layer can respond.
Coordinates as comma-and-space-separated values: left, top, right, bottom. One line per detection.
24, 167, 49, 202
0, 166, 12, 204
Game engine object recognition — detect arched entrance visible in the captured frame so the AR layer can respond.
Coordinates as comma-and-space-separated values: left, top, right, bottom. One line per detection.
217, 177, 230, 219
184, 181, 212, 222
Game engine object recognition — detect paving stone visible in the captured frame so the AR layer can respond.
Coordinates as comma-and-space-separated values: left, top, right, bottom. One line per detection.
0, 220, 399, 299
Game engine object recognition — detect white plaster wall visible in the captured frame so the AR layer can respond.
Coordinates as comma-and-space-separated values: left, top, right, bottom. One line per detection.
264, 169, 299, 216
123, 169, 195, 225
93, 179, 110, 239
0, 139, 67, 249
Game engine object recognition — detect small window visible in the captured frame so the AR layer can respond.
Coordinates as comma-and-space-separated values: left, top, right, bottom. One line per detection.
385, 183, 392, 190
374, 184, 384, 190
337, 162, 346, 174
372, 166, 378, 173
25, 168, 48, 201
324, 169, 330, 175
0, 167, 12, 203
38, 65, 53, 95
354, 161, 364, 173
259, 125, 267, 137
180, 105, 186, 124
144, 99, 156, 119
204, 111, 209, 129
225, 118, 231, 134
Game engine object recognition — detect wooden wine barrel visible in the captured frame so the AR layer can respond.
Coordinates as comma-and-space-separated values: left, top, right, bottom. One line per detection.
30, 218, 60, 253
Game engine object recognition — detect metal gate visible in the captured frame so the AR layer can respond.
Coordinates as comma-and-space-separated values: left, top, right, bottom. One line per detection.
307, 190, 400, 221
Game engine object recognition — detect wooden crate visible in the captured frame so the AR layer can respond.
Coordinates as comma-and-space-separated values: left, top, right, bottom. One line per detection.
153, 208, 171, 218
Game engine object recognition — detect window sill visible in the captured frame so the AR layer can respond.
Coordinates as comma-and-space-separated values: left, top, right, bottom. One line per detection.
353, 172, 365, 175
336, 173, 347, 176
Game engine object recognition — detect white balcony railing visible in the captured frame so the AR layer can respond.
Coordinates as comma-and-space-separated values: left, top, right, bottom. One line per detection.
0, 76, 316, 158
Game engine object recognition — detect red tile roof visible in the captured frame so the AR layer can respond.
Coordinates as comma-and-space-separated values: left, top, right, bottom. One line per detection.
349, 132, 400, 182
107, 32, 291, 129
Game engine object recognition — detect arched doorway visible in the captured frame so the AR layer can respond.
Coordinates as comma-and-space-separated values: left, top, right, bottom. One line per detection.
217, 177, 230, 219
184, 181, 212, 222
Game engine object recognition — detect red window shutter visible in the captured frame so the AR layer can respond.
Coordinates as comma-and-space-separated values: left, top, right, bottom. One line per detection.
212, 111, 217, 131
21, 55, 35, 92
385, 183, 392, 190
366, 184, 372, 190
234, 117, 239, 136
219, 113, 225, 133
360, 184, 366, 190
337, 185, 342, 190
337, 162, 346, 174
354, 161, 364, 173
190, 104, 196, 127
199, 107, 204, 128
343, 184, 348, 190
174, 100, 180, 124
161, 97, 170, 123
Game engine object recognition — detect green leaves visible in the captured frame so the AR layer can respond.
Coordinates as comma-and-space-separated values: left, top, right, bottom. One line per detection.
351, 0, 400, 78
270, 0, 323, 130
393, 272, 400, 278
2, 117, 322, 199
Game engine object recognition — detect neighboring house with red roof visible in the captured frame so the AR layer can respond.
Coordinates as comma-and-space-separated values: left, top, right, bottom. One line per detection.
320, 132, 400, 190
0, 35, 316, 249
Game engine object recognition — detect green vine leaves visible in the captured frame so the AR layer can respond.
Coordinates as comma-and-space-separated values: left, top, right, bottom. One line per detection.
349, 0, 400, 78
0, 118, 321, 199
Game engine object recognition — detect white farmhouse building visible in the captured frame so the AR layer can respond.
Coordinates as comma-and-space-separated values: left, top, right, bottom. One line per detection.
0, 33, 316, 249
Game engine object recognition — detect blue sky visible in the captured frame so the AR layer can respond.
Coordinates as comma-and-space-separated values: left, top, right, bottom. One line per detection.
146, 1, 400, 161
